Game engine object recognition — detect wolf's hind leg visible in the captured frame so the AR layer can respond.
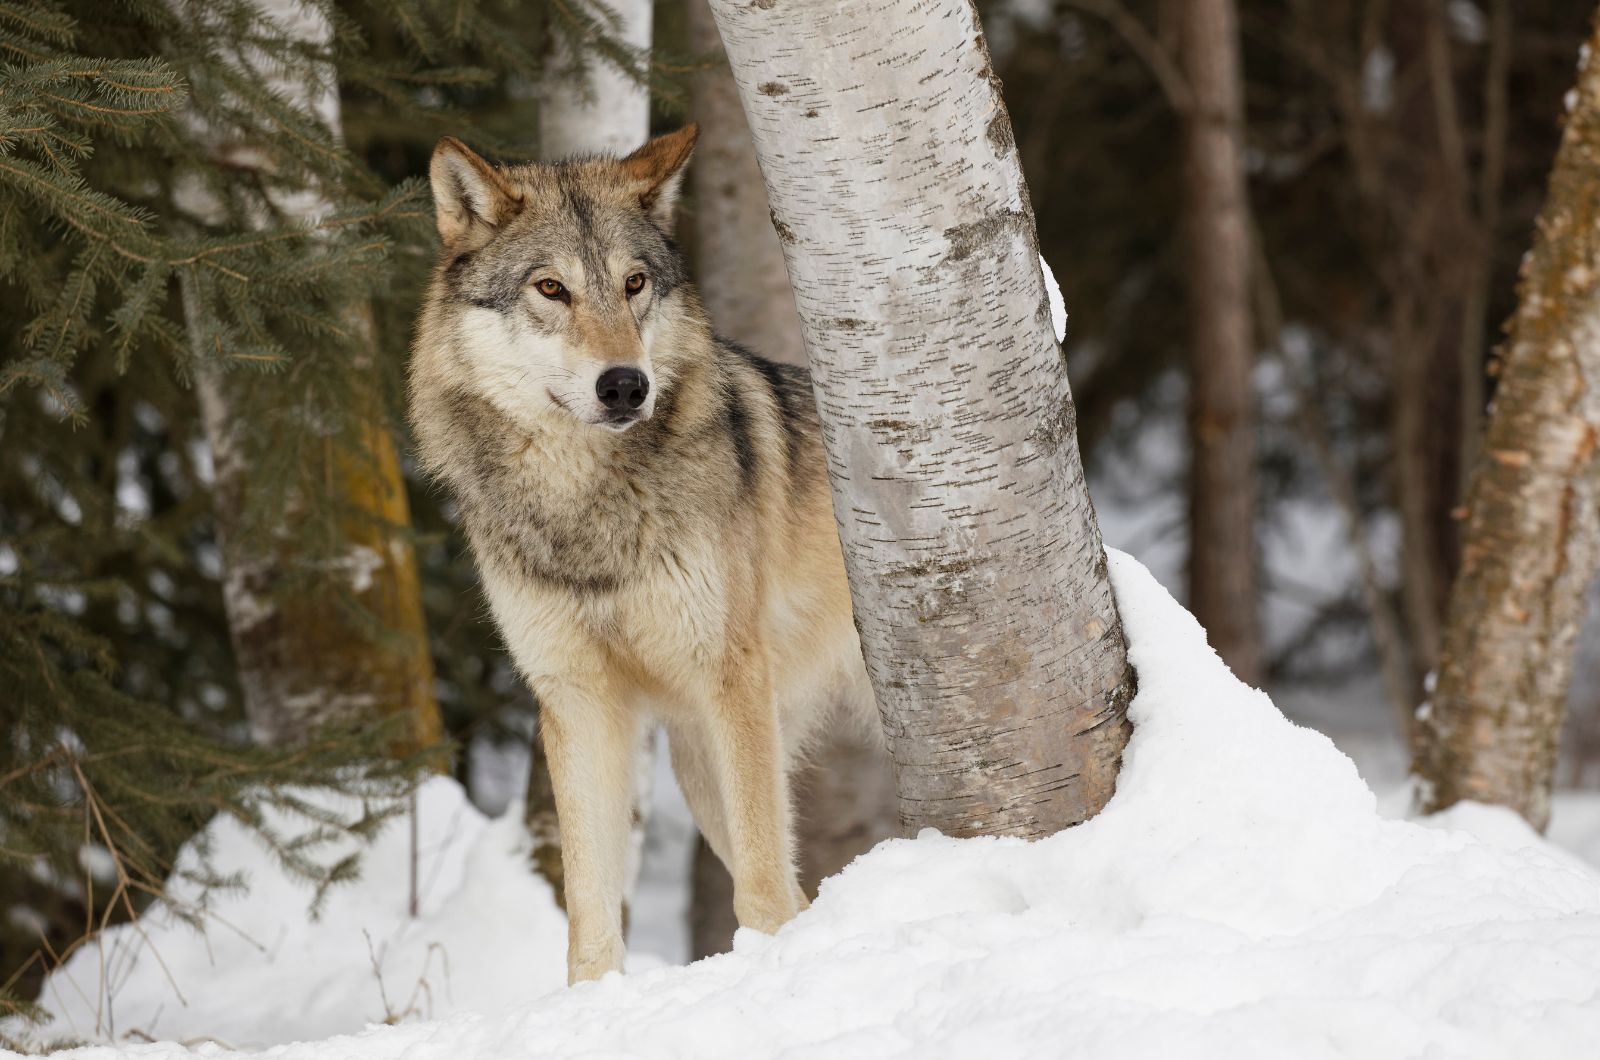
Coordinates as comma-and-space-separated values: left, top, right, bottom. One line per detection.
535, 674, 638, 985
665, 719, 732, 861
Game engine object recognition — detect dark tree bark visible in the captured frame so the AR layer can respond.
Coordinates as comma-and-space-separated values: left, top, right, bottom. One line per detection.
1414, 11, 1600, 831
1387, 0, 1476, 695
1178, 0, 1262, 685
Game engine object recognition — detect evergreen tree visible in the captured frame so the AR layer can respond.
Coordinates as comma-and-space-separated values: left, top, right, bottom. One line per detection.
0, 0, 651, 1017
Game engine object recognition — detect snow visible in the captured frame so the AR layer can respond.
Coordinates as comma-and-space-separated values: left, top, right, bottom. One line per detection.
1040, 254, 1067, 342
15, 782, 582, 1047
13, 550, 1600, 1058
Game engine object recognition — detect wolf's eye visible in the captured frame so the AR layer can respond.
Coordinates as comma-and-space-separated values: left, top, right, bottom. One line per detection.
625, 273, 647, 297
535, 278, 567, 302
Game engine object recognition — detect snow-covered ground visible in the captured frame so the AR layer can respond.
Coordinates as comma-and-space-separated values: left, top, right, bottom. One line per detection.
11, 551, 1600, 1058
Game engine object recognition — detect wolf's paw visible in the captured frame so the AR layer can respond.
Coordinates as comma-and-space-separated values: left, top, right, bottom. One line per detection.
567, 935, 625, 985
734, 882, 802, 935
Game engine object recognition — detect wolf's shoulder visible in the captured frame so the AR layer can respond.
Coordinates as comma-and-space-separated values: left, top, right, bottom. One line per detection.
715, 340, 815, 417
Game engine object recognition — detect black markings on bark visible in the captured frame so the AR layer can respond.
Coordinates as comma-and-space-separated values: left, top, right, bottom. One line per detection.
941, 208, 1028, 264
770, 210, 797, 244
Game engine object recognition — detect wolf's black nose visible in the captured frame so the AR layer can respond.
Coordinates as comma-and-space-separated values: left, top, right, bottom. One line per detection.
596, 367, 649, 412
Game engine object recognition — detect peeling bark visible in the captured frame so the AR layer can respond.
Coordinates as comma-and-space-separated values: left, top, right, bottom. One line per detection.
1413, 12, 1600, 831
1179, 0, 1262, 686
707, 0, 1135, 838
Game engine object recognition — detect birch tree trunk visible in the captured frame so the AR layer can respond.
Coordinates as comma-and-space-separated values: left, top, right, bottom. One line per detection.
1413, 12, 1600, 832
185, 0, 441, 757
707, 0, 1135, 838
1179, 0, 1262, 687
525, 0, 655, 904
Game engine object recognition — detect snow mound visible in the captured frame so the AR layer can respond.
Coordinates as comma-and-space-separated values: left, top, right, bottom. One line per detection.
15, 550, 1600, 1058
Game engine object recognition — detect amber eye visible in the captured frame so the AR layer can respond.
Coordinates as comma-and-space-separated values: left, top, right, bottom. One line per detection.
625, 272, 647, 297
535, 278, 566, 301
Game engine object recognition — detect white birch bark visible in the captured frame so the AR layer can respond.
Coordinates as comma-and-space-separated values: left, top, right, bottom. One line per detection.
527, 0, 655, 902
707, 0, 1135, 837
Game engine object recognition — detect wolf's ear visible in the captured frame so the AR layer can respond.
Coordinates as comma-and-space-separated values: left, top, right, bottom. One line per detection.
621, 125, 698, 231
430, 137, 521, 246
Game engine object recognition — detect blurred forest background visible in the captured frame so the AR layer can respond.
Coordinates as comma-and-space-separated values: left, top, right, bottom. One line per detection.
4, 0, 1600, 1022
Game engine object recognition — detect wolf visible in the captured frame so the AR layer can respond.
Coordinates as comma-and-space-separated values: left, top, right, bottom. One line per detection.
409, 126, 878, 983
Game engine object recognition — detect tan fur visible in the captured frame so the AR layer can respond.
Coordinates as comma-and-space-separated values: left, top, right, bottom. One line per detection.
410, 128, 877, 983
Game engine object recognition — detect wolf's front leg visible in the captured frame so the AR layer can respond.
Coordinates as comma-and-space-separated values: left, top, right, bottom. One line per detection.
534, 675, 638, 984
707, 643, 803, 934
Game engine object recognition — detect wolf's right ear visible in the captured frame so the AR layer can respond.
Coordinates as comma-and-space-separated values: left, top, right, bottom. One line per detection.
621, 125, 698, 232
430, 137, 521, 246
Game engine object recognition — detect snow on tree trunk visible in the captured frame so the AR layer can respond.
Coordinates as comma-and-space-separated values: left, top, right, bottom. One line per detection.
1413, 13, 1600, 832
185, 0, 441, 757
525, 0, 656, 903
1179, 0, 1262, 687
706, 0, 1135, 838
684, 0, 899, 956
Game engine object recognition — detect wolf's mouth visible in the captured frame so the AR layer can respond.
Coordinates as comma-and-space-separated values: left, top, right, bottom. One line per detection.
548, 388, 644, 432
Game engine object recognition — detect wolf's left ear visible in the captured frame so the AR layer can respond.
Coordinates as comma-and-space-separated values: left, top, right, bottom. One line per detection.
621, 125, 699, 231
430, 137, 522, 246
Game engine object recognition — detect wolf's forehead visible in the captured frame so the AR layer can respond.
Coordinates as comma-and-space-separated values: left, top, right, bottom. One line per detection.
495, 210, 650, 277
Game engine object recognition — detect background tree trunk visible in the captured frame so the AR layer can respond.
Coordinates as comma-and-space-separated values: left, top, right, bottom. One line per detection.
538, 0, 652, 158
193, 346, 441, 757
684, 0, 899, 958
525, 0, 656, 906
1387, 0, 1476, 700
186, 0, 441, 758
685, 0, 804, 366
707, 0, 1135, 839
1178, 0, 1261, 686
1413, 11, 1600, 832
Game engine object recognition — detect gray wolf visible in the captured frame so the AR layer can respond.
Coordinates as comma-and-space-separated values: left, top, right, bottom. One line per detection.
409, 126, 877, 983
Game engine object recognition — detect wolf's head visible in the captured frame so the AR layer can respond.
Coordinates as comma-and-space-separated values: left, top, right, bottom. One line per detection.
424, 127, 701, 432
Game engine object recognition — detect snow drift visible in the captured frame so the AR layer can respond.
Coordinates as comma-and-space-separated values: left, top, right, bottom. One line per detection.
12, 550, 1600, 1058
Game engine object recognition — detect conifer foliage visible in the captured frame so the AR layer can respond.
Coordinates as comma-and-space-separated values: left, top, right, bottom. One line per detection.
0, 0, 584, 1018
